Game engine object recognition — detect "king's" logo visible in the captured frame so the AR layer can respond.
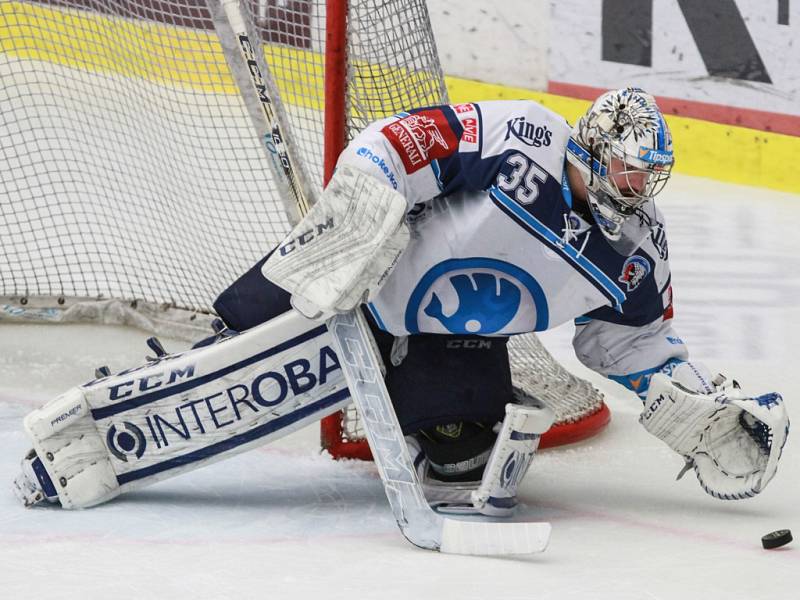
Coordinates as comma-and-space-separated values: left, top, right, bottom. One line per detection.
504, 116, 552, 148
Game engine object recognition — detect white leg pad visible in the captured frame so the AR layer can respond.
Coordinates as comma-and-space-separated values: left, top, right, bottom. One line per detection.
471, 401, 555, 517
18, 310, 351, 508
24, 388, 120, 508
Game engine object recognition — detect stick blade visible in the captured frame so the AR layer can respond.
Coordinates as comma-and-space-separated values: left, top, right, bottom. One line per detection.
439, 520, 551, 556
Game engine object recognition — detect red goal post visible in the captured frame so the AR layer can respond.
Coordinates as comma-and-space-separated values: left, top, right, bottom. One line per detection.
317, 1, 609, 459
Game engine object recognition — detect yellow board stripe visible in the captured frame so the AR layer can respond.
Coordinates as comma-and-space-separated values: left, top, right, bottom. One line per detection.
0, 1, 325, 105
0, 2, 233, 92
2, 2, 797, 194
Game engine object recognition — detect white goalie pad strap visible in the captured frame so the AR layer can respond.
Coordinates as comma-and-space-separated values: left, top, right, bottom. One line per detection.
262, 164, 410, 317
641, 373, 789, 500
12, 451, 57, 507
471, 401, 555, 517
20, 310, 351, 508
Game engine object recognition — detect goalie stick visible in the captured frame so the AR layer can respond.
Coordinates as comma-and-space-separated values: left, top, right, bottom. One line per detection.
214, 0, 551, 554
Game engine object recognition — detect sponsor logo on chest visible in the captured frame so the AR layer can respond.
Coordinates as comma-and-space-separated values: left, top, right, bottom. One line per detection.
504, 116, 552, 148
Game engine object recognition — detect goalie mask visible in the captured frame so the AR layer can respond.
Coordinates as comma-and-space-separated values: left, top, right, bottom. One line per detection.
566, 87, 674, 255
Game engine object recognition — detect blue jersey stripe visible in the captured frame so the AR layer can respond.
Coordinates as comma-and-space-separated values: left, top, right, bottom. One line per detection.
490, 186, 626, 311
367, 302, 388, 331
609, 357, 685, 399
430, 159, 444, 191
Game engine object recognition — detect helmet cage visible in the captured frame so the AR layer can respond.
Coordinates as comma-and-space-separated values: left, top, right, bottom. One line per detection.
593, 134, 673, 214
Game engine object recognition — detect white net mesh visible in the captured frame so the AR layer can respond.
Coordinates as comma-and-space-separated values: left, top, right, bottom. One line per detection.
508, 334, 604, 425
0, 0, 605, 450
1, 0, 292, 309
0, 0, 447, 310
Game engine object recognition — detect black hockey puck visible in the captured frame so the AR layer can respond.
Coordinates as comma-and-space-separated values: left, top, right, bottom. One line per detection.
762, 529, 792, 549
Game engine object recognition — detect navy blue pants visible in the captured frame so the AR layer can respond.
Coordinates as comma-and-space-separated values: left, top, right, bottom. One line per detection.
213, 252, 512, 433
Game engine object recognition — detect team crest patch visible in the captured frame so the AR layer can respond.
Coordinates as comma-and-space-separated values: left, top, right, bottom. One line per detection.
405, 258, 549, 334
618, 255, 651, 291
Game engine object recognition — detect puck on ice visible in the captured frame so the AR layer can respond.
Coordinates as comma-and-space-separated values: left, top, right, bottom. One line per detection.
761, 529, 792, 549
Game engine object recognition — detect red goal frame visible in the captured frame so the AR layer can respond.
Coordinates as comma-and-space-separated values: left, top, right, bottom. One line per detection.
318, 0, 610, 460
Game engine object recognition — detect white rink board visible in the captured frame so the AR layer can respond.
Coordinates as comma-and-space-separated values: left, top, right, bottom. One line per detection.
549, 0, 799, 118
1, 174, 799, 599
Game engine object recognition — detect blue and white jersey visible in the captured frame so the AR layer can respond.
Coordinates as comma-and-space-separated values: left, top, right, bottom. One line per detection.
337, 100, 689, 391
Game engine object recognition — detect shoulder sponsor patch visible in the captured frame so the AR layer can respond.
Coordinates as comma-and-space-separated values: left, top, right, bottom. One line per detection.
453, 103, 479, 152
355, 146, 398, 189
380, 108, 458, 174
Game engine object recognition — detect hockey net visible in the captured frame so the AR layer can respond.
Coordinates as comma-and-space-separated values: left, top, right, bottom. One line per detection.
0, 0, 609, 456
327, 332, 610, 460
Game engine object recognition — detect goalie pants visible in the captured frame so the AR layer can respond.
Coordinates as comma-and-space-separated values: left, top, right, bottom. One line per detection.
212, 251, 512, 433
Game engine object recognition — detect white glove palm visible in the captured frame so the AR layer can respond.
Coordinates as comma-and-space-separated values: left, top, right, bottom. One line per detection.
641, 364, 789, 500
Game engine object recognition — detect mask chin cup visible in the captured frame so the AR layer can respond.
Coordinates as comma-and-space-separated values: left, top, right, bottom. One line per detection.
587, 190, 626, 239
588, 191, 653, 256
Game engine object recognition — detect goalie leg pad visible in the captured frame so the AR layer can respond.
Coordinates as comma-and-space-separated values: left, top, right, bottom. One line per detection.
471, 400, 555, 517
17, 310, 350, 508
20, 386, 121, 508
408, 399, 555, 517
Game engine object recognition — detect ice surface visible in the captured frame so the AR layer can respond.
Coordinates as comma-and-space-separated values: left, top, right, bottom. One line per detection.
1, 175, 799, 599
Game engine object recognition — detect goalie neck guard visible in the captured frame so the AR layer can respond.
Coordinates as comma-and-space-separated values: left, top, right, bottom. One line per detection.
566, 87, 674, 255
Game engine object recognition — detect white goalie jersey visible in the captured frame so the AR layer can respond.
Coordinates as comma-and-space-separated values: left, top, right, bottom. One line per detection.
336, 100, 689, 394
